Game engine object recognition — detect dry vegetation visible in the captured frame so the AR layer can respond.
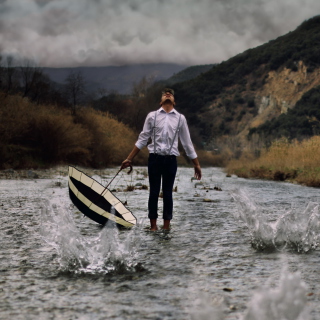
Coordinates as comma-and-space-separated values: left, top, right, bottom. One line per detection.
0, 92, 218, 170
0, 93, 147, 169
227, 137, 320, 187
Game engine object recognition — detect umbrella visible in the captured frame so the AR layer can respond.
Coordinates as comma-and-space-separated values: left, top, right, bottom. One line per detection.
68, 166, 137, 228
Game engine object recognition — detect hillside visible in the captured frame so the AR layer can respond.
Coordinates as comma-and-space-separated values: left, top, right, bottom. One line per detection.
164, 64, 215, 85
168, 15, 320, 147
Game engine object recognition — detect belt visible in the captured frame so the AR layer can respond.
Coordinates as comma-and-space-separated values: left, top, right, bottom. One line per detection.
150, 153, 176, 159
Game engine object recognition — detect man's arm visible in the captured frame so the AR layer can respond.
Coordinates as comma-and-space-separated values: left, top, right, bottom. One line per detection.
121, 111, 154, 170
179, 116, 202, 180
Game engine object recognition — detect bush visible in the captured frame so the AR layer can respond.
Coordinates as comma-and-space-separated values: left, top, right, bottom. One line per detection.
74, 108, 141, 167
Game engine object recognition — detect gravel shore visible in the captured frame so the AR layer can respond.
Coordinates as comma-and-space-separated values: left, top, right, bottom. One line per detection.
0, 166, 117, 180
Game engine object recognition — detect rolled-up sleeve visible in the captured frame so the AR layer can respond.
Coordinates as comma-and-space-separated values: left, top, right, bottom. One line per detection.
179, 116, 198, 159
135, 112, 154, 150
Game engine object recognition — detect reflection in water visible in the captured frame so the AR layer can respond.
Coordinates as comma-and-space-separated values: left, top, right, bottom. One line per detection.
40, 199, 142, 274
231, 189, 320, 252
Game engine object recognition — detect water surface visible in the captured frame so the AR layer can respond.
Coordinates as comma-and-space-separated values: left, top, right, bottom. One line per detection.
0, 167, 319, 319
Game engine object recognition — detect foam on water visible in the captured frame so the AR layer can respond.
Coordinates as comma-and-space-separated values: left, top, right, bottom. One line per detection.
231, 189, 320, 252
40, 199, 142, 274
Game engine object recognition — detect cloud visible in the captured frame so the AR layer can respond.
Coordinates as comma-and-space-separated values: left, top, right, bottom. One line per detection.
0, 0, 319, 67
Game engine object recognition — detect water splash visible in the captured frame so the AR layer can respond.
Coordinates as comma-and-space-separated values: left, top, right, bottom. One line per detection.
190, 268, 309, 320
242, 268, 309, 320
40, 199, 142, 274
231, 189, 320, 252
190, 294, 225, 320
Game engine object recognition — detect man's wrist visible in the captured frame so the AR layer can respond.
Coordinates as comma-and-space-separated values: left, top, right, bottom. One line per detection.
126, 159, 132, 162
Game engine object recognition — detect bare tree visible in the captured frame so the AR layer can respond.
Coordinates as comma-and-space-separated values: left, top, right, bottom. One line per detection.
64, 70, 86, 115
2, 56, 18, 95
19, 59, 43, 98
125, 76, 155, 130
30, 72, 52, 104
131, 75, 155, 98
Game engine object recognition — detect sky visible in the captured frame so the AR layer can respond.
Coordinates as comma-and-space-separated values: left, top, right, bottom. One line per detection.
0, 0, 320, 67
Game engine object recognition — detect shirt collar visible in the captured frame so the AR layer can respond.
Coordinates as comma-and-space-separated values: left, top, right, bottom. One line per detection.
159, 107, 177, 114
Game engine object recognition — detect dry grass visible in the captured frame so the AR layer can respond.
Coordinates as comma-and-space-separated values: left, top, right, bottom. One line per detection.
196, 149, 229, 167
227, 137, 320, 187
0, 93, 147, 169
74, 108, 140, 167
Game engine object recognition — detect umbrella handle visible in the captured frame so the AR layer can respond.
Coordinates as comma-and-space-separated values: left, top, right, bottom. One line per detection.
103, 164, 132, 193
87, 165, 134, 208
124, 164, 133, 174
120, 161, 133, 173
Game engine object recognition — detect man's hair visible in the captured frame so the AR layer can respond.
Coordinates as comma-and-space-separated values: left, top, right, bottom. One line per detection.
161, 88, 174, 96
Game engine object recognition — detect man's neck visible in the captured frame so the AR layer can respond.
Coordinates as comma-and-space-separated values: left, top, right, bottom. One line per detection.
161, 103, 174, 113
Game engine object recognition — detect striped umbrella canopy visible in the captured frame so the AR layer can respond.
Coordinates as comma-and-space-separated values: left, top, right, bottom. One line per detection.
68, 166, 136, 228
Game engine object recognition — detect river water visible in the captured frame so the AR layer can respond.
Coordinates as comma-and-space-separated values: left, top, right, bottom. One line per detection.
1, 167, 320, 320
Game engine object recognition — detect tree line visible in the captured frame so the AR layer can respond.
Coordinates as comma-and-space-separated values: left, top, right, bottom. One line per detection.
0, 56, 91, 112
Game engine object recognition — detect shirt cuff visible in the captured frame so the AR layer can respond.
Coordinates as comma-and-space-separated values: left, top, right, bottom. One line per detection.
135, 142, 144, 150
188, 152, 198, 160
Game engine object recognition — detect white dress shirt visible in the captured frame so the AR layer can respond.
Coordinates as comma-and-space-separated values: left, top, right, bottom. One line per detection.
135, 107, 198, 159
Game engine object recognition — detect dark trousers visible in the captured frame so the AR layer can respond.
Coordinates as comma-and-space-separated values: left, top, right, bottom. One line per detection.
148, 153, 177, 220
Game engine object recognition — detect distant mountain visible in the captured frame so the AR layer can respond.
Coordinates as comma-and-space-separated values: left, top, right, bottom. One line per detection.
43, 63, 189, 94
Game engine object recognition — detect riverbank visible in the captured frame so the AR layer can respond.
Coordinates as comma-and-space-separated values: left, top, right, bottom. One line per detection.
0, 166, 111, 180
226, 137, 320, 188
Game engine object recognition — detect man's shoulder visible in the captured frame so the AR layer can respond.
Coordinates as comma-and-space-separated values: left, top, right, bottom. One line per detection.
174, 109, 185, 120
147, 109, 158, 117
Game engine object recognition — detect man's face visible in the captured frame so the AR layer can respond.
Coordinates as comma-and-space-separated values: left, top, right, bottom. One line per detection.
160, 91, 175, 105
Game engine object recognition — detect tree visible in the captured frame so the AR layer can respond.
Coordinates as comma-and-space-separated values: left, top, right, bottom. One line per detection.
64, 70, 86, 115
1, 56, 18, 95
19, 59, 44, 98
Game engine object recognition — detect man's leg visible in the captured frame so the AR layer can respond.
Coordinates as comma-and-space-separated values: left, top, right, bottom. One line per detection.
148, 154, 162, 230
162, 156, 177, 229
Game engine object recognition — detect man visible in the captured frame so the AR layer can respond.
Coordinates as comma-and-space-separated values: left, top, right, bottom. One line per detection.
121, 88, 201, 231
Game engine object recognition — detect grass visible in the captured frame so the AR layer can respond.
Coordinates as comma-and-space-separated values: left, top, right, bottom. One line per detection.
226, 137, 320, 187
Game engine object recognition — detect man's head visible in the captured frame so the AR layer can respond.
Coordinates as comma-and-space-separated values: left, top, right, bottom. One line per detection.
160, 88, 175, 106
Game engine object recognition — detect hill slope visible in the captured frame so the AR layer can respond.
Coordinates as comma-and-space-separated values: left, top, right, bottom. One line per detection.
164, 64, 215, 85
169, 15, 320, 145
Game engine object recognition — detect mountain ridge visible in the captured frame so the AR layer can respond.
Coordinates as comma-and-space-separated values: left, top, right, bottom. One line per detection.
42, 63, 189, 94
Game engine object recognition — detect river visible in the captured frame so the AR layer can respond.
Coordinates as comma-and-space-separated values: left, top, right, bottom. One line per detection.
0, 167, 319, 320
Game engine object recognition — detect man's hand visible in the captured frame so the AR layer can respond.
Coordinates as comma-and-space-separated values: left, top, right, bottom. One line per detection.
121, 146, 140, 171
121, 159, 132, 170
194, 165, 202, 180
191, 157, 202, 180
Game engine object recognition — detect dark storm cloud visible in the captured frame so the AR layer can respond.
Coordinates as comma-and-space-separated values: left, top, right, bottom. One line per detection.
0, 0, 320, 67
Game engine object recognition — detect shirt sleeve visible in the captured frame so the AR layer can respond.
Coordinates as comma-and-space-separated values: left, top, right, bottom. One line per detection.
179, 115, 198, 160
135, 111, 154, 150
